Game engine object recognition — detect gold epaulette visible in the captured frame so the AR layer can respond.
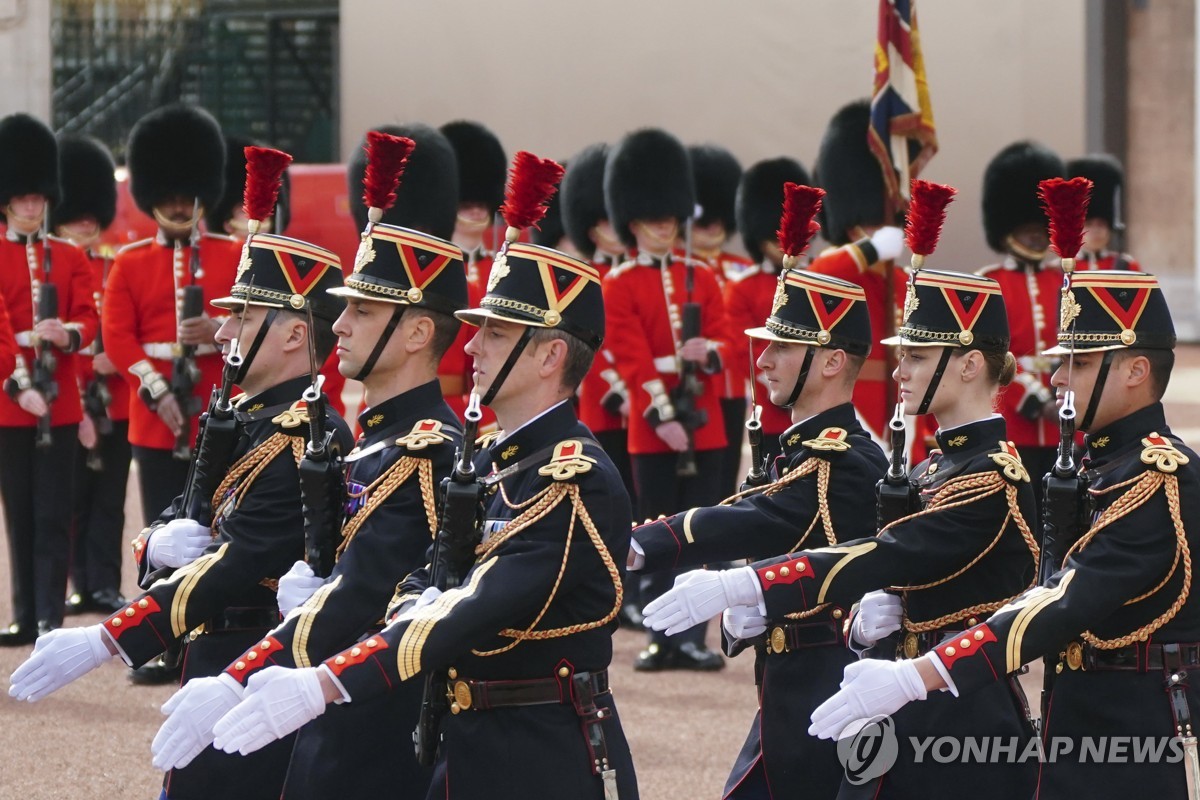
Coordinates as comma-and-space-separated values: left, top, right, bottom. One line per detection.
989, 441, 1030, 483
271, 400, 310, 430
798, 427, 851, 452
537, 439, 598, 481
116, 237, 154, 254
394, 419, 452, 451
1140, 433, 1189, 474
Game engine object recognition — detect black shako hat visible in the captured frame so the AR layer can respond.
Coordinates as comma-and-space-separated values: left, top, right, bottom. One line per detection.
746, 269, 871, 356
883, 269, 1010, 352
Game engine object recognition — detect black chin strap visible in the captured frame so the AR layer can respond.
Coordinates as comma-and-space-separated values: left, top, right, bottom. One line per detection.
784, 347, 817, 407
354, 305, 405, 381
235, 308, 279, 384
917, 347, 954, 416
480, 326, 536, 407
1077, 350, 1114, 432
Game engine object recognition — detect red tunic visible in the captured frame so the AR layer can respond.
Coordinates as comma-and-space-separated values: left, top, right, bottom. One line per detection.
0, 233, 98, 426
1076, 250, 1141, 271
700, 251, 754, 400
977, 258, 1063, 449
101, 233, 241, 450
578, 257, 626, 434
0, 290, 17, 385
602, 252, 733, 455
723, 263, 792, 437
79, 248, 130, 422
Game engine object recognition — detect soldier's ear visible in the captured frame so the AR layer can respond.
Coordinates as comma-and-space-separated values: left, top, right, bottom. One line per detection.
1121, 353, 1152, 390
958, 349, 984, 382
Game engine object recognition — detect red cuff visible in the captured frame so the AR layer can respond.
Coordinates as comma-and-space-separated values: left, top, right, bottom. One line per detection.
325, 635, 389, 677
103, 596, 162, 640
934, 624, 997, 669
756, 556, 813, 589
225, 636, 285, 683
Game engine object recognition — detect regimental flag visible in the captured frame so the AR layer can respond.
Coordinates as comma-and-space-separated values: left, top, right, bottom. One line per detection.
868, 0, 938, 206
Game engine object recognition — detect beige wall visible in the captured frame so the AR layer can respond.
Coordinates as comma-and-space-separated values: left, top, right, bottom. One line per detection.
341, 0, 1086, 271
0, 0, 50, 119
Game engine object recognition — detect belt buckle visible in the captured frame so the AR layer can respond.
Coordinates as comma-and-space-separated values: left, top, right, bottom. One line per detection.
769, 626, 787, 655
1065, 641, 1084, 671
903, 632, 920, 659
448, 679, 472, 714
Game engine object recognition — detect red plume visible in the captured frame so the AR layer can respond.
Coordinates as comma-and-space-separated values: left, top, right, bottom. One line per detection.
242, 147, 292, 224
776, 184, 825, 259
499, 151, 566, 231
904, 180, 957, 257
1039, 177, 1093, 260
361, 131, 416, 213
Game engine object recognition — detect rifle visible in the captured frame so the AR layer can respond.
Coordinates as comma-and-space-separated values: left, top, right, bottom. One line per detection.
82, 321, 113, 470
31, 282, 58, 449
673, 297, 707, 477
170, 284, 205, 460
174, 307, 246, 525
298, 305, 345, 578
741, 339, 769, 490
1040, 389, 1089, 585
876, 403, 917, 530
414, 392, 485, 767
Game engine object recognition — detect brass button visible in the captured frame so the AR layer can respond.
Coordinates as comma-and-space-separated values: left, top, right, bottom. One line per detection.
247, 651, 257, 661
366, 639, 378, 648
261, 641, 271, 649
796, 563, 806, 572
235, 661, 246, 671
450, 702, 461, 715
944, 646, 956, 656
110, 617, 122, 627
780, 567, 790, 577
447, 667, 458, 679
335, 656, 346, 665
831, 609, 844, 620
125, 608, 135, 617
138, 599, 149, 609
967, 617, 978, 626
351, 647, 362, 657
973, 630, 985, 641
558, 667, 570, 678
764, 571, 776, 581
960, 638, 971, 649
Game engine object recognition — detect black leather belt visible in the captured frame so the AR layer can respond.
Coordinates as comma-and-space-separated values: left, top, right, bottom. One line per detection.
1060, 641, 1200, 673
446, 668, 609, 712
766, 617, 846, 655
205, 607, 280, 633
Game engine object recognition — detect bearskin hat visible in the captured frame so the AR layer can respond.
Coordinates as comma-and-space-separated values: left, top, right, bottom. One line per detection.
0, 113, 59, 208
604, 128, 695, 249
51, 134, 116, 231
204, 135, 291, 234
439, 120, 506, 212
560, 143, 609, 259
127, 104, 226, 216
1067, 154, 1124, 229
690, 144, 741, 232
346, 123, 459, 240
981, 140, 1064, 252
530, 158, 567, 248
736, 157, 811, 264
814, 100, 888, 246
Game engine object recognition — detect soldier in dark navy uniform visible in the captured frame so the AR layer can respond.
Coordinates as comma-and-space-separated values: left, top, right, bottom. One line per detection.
151, 130, 468, 800
647, 269, 1040, 799
632, 267, 885, 798
812, 270, 1200, 800
10, 210, 352, 800
206, 152, 639, 800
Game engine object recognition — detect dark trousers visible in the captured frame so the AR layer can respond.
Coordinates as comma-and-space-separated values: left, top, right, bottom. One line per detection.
0, 424, 79, 628
633, 448, 724, 648
71, 420, 131, 596
132, 445, 191, 527
720, 397, 747, 499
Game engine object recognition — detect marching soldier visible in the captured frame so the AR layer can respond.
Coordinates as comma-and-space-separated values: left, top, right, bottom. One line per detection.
204, 151, 640, 800
810, 270, 1196, 799
726, 157, 813, 466
10, 199, 352, 800
632, 261, 886, 797
690, 144, 755, 497
53, 133, 130, 617
438, 120, 507, 422
808, 100, 907, 453
0, 113, 99, 645
153, 130, 467, 799
102, 104, 242, 526
602, 127, 733, 670
1067, 154, 1141, 271
977, 141, 1066, 520
647, 270, 1041, 798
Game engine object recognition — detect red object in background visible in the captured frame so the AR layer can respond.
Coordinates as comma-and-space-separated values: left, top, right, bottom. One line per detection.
104, 164, 361, 416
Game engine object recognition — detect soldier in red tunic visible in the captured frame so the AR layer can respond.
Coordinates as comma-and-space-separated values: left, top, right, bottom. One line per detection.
976, 141, 1065, 517
603, 128, 733, 670
727, 157, 813, 468
102, 104, 241, 526
53, 133, 130, 617
1067, 154, 1141, 271
0, 114, 99, 645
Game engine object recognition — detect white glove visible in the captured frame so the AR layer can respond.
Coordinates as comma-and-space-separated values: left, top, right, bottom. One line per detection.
849, 590, 904, 650
151, 674, 244, 771
643, 566, 762, 636
869, 226, 905, 262
146, 519, 211, 569
722, 605, 768, 640
277, 561, 326, 617
8, 625, 113, 701
808, 658, 928, 740
212, 666, 328, 756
